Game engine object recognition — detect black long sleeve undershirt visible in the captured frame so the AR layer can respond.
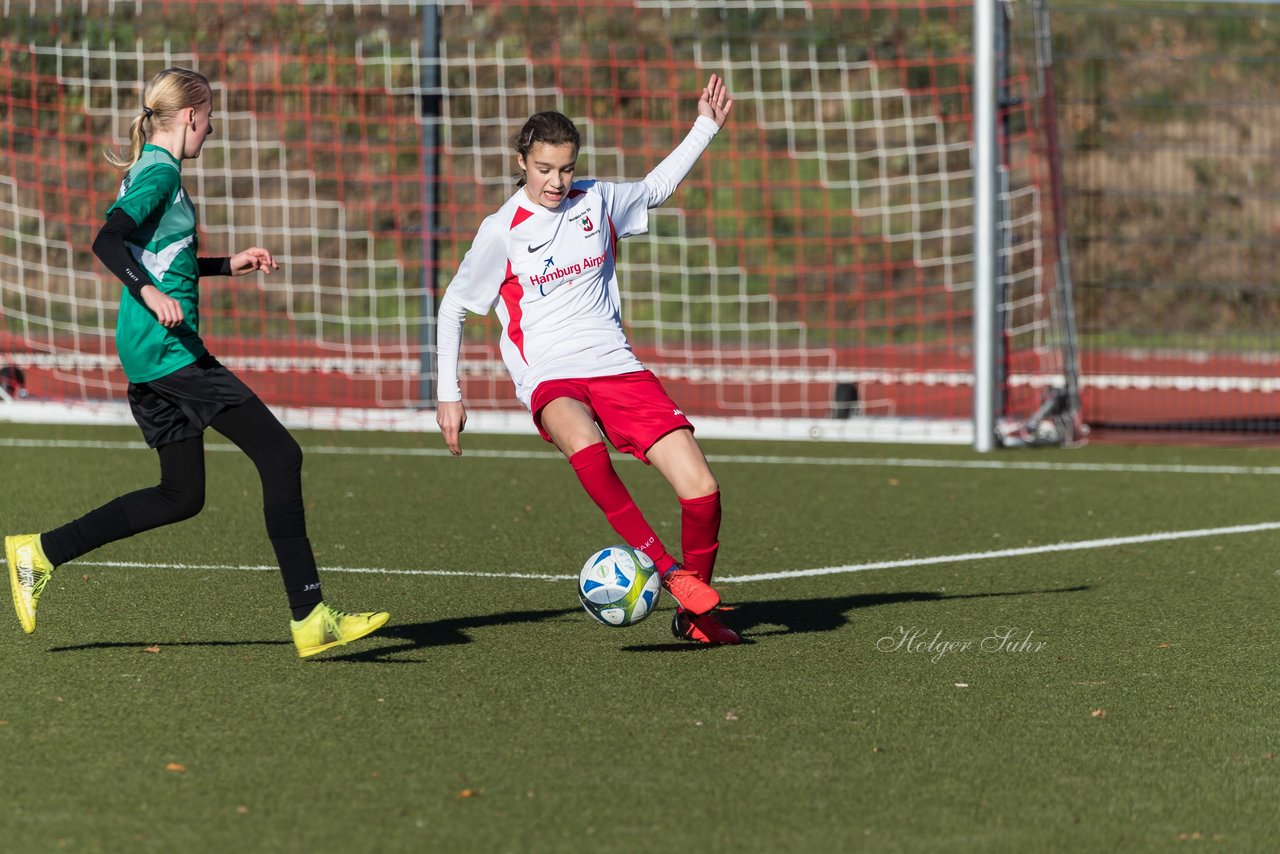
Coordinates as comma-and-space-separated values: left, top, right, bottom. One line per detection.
92, 209, 231, 300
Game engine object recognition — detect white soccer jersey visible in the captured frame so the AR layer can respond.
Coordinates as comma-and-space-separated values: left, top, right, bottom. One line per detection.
436, 116, 721, 407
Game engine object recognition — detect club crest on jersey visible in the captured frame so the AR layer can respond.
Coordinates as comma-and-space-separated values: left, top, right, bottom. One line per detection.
570, 211, 596, 235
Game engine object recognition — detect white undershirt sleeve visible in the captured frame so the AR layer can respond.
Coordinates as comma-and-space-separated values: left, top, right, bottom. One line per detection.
641, 115, 721, 207
433, 290, 468, 403
434, 219, 508, 403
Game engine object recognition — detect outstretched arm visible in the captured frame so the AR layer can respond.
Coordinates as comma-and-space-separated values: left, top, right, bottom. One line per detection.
198, 248, 279, 278
641, 74, 734, 207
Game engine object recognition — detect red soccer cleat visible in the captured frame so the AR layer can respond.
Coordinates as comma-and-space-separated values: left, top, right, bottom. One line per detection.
672, 609, 743, 645
661, 568, 720, 615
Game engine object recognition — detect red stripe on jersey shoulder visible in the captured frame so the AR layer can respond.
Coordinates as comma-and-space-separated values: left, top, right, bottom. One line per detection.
607, 214, 620, 257
498, 259, 528, 362
510, 207, 535, 230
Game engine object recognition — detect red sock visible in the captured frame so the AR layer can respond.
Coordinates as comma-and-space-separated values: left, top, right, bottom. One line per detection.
570, 443, 677, 574
679, 491, 721, 584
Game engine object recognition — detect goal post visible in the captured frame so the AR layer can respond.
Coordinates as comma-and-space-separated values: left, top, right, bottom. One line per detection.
975, 0, 1084, 450
973, 0, 999, 452
0, 0, 1081, 448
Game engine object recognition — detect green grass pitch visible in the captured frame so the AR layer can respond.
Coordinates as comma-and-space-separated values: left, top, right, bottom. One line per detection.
1, 422, 1277, 851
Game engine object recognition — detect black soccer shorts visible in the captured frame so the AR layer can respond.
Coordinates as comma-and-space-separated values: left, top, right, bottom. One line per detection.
127, 352, 255, 448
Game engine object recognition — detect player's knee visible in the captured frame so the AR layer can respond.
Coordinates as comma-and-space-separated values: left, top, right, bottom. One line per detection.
690, 474, 719, 499
564, 435, 606, 458
278, 435, 303, 473
159, 482, 204, 522
174, 490, 205, 521
256, 433, 303, 483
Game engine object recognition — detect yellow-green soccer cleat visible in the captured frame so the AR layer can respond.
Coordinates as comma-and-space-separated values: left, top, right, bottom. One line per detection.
290, 603, 390, 658
5, 534, 54, 635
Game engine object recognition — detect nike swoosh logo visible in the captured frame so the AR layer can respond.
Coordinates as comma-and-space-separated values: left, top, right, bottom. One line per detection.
527, 240, 552, 253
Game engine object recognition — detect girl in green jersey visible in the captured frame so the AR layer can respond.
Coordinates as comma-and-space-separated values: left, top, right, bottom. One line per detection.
4, 67, 387, 658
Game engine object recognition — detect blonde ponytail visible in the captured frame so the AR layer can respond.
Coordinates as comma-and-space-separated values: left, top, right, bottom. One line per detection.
105, 66, 211, 171
105, 112, 150, 170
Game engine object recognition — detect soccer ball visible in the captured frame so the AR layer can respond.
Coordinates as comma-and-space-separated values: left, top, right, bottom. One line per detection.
577, 545, 662, 627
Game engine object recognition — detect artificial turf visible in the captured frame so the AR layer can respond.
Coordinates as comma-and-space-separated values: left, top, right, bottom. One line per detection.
1, 422, 1277, 852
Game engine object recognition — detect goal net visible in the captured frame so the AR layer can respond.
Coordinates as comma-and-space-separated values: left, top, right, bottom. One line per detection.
0, 0, 1078, 445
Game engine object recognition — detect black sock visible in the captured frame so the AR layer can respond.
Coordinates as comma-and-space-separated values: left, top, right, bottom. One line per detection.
209, 399, 326, 619
40, 500, 131, 567
40, 437, 205, 566
291, 601, 320, 621
272, 536, 324, 617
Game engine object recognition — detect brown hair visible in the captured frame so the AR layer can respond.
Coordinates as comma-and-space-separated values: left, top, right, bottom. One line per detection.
105, 66, 212, 171
513, 111, 581, 187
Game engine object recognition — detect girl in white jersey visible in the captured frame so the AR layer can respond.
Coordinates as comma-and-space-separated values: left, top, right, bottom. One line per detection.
436, 74, 740, 645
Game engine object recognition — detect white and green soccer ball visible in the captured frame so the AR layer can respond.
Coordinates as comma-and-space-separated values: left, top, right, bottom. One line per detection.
577, 545, 662, 627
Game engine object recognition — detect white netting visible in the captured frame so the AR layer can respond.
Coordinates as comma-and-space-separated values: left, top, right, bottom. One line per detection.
0, 0, 1071, 443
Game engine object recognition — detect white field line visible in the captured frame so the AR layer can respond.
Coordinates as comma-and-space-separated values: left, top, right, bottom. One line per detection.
4, 436, 1280, 476
63, 561, 575, 582
30, 521, 1280, 585
724, 521, 1280, 582
5, 437, 1279, 583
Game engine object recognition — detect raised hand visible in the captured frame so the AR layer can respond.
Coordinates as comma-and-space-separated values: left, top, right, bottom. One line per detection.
697, 73, 734, 129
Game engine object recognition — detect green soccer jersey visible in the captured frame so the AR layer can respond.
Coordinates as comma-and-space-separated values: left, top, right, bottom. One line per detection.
106, 144, 206, 383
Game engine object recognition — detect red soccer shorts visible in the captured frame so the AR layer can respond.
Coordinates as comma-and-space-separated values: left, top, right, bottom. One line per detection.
530, 370, 694, 463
